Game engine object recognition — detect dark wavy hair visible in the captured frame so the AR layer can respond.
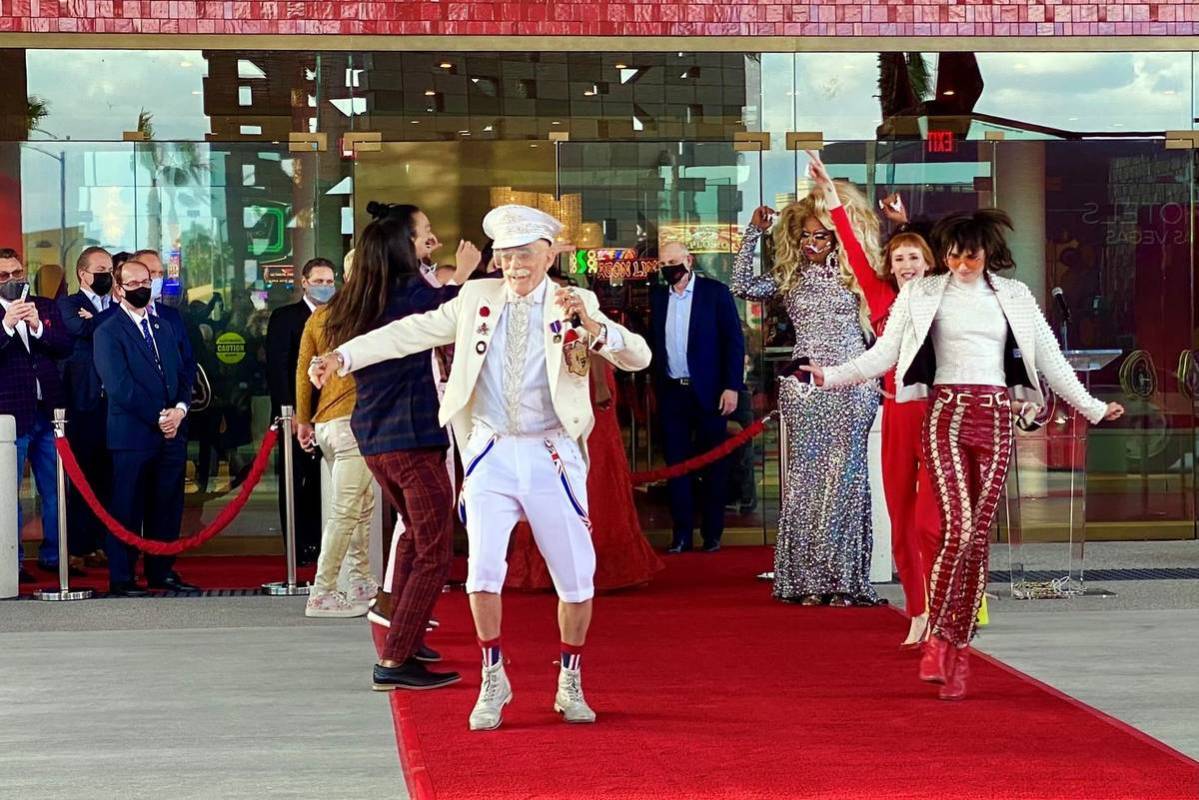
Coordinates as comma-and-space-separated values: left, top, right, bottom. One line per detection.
322, 202, 422, 349
930, 208, 1016, 272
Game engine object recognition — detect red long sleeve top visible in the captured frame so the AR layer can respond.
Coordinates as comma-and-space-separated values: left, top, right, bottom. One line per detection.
829, 205, 899, 394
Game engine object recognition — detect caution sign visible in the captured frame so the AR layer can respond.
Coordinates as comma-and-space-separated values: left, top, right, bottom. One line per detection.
216, 331, 246, 365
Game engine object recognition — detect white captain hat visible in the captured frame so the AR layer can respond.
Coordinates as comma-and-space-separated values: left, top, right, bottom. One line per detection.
483, 204, 564, 250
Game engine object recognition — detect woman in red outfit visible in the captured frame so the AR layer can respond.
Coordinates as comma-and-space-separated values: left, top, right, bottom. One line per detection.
506, 305, 663, 592
806, 152, 940, 646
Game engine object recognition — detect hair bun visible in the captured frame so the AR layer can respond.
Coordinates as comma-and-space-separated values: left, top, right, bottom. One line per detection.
365, 201, 390, 220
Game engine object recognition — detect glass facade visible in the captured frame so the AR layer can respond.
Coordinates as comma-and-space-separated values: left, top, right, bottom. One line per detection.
4, 47, 1198, 549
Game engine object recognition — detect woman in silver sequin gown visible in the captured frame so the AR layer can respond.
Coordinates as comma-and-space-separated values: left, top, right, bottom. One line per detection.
732, 190, 881, 606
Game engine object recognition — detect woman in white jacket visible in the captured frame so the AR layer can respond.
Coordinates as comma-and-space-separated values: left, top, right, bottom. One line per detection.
804, 209, 1123, 701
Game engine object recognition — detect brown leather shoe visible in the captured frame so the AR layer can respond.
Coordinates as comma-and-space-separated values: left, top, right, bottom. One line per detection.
84, 550, 108, 568
367, 589, 393, 628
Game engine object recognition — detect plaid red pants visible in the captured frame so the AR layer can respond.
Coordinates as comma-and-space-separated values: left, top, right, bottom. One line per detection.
923, 386, 1014, 647
364, 447, 454, 664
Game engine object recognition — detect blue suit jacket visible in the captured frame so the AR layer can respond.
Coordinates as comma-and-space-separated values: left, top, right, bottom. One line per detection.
58, 291, 119, 418
350, 276, 460, 457
650, 274, 746, 408
94, 308, 192, 450
0, 295, 72, 435
150, 301, 197, 398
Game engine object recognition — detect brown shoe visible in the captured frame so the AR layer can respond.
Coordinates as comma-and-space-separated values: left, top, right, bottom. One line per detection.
84, 550, 108, 568
367, 589, 393, 628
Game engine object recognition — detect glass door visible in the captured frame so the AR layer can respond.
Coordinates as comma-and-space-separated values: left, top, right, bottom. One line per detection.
556, 140, 766, 545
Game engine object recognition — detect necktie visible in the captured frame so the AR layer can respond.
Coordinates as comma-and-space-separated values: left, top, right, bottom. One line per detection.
140, 317, 162, 372
502, 296, 532, 433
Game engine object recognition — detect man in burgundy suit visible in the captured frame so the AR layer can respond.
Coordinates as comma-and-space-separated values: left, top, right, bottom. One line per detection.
0, 248, 72, 583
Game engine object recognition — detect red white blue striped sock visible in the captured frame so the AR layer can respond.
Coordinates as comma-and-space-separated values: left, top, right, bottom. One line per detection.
560, 642, 583, 672
479, 637, 502, 668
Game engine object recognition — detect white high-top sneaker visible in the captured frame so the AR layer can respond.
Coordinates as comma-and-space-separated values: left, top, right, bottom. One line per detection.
468, 663, 512, 731
553, 667, 596, 723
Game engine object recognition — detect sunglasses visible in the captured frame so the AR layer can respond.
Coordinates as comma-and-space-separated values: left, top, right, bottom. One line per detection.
0, 267, 26, 282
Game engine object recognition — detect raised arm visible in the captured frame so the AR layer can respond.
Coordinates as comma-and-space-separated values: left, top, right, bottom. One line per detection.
730, 206, 780, 300
807, 150, 895, 327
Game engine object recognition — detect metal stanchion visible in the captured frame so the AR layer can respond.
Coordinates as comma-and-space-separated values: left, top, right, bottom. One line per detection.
1, 415, 18, 599
37, 409, 92, 601
757, 413, 785, 583
263, 405, 310, 596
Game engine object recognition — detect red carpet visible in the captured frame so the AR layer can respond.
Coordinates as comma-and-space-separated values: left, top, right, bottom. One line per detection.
381, 547, 1199, 800
18, 556, 314, 594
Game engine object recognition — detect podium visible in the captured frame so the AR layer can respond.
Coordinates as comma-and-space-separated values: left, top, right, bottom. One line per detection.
1002, 349, 1121, 599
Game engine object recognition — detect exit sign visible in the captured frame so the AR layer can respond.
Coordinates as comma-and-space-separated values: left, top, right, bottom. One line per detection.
927, 130, 956, 153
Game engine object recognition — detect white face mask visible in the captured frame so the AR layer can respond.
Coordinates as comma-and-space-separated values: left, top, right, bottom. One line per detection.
150, 277, 164, 299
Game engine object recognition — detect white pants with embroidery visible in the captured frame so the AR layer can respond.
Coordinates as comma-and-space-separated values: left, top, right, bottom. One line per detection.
460, 429, 595, 603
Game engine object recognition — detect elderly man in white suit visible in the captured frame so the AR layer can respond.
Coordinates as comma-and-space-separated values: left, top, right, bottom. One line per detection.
310, 205, 651, 730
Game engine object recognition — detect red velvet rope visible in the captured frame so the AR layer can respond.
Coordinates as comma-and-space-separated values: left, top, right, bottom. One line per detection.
53, 426, 280, 556
630, 411, 776, 485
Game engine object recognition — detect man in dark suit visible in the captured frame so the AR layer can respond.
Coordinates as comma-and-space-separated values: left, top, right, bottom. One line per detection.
58, 246, 118, 567
132, 249, 197, 393
93, 258, 197, 596
265, 258, 335, 564
0, 248, 73, 582
650, 242, 746, 553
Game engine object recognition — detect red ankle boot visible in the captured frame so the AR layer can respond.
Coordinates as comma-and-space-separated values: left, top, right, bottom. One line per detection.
939, 647, 971, 701
918, 636, 950, 684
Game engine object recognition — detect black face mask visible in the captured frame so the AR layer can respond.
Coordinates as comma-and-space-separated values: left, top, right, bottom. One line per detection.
661, 264, 689, 287
0, 280, 28, 302
124, 287, 152, 309
90, 272, 113, 296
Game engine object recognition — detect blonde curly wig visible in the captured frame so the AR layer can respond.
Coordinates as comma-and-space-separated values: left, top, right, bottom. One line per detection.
771, 180, 883, 335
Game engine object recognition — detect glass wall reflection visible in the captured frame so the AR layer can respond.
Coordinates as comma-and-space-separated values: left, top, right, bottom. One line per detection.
3, 45, 1198, 550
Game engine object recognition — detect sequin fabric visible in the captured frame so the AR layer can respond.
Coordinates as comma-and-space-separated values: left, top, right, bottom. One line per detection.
732, 225, 880, 601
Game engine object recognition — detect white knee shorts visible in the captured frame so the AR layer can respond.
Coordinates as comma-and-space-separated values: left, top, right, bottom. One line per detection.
459, 430, 596, 603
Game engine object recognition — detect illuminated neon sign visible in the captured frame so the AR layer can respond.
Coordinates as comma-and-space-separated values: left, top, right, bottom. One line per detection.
574, 248, 659, 280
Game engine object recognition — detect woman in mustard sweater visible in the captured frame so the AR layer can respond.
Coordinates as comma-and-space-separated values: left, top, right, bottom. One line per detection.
295, 280, 376, 618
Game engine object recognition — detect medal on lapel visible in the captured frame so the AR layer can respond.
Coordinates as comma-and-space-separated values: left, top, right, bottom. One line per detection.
474, 303, 493, 356
562, 328, 589, 377
549, 320, 563, 344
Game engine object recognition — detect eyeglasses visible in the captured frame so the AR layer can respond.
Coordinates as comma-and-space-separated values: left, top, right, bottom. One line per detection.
0, 267, 26, 282
87, 267, 113, 275
945, 250, 985, 267
121, 279, 153, 290
798, 230, 834, 242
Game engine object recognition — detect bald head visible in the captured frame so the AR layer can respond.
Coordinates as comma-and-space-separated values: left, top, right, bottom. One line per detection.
658, 241, 693, 290
660, 241, 692, 264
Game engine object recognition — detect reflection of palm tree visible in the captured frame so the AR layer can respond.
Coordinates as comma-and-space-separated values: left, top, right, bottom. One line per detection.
876, 53, 931, 120
25, 95, 49, 136
135, 110, 210, 252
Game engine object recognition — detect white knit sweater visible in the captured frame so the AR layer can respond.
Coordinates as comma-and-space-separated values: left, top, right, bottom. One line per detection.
823, 272, 1109, 424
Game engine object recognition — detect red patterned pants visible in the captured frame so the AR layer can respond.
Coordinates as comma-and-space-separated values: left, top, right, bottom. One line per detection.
923, 386, 1014, 647
365, 447, 454, 664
